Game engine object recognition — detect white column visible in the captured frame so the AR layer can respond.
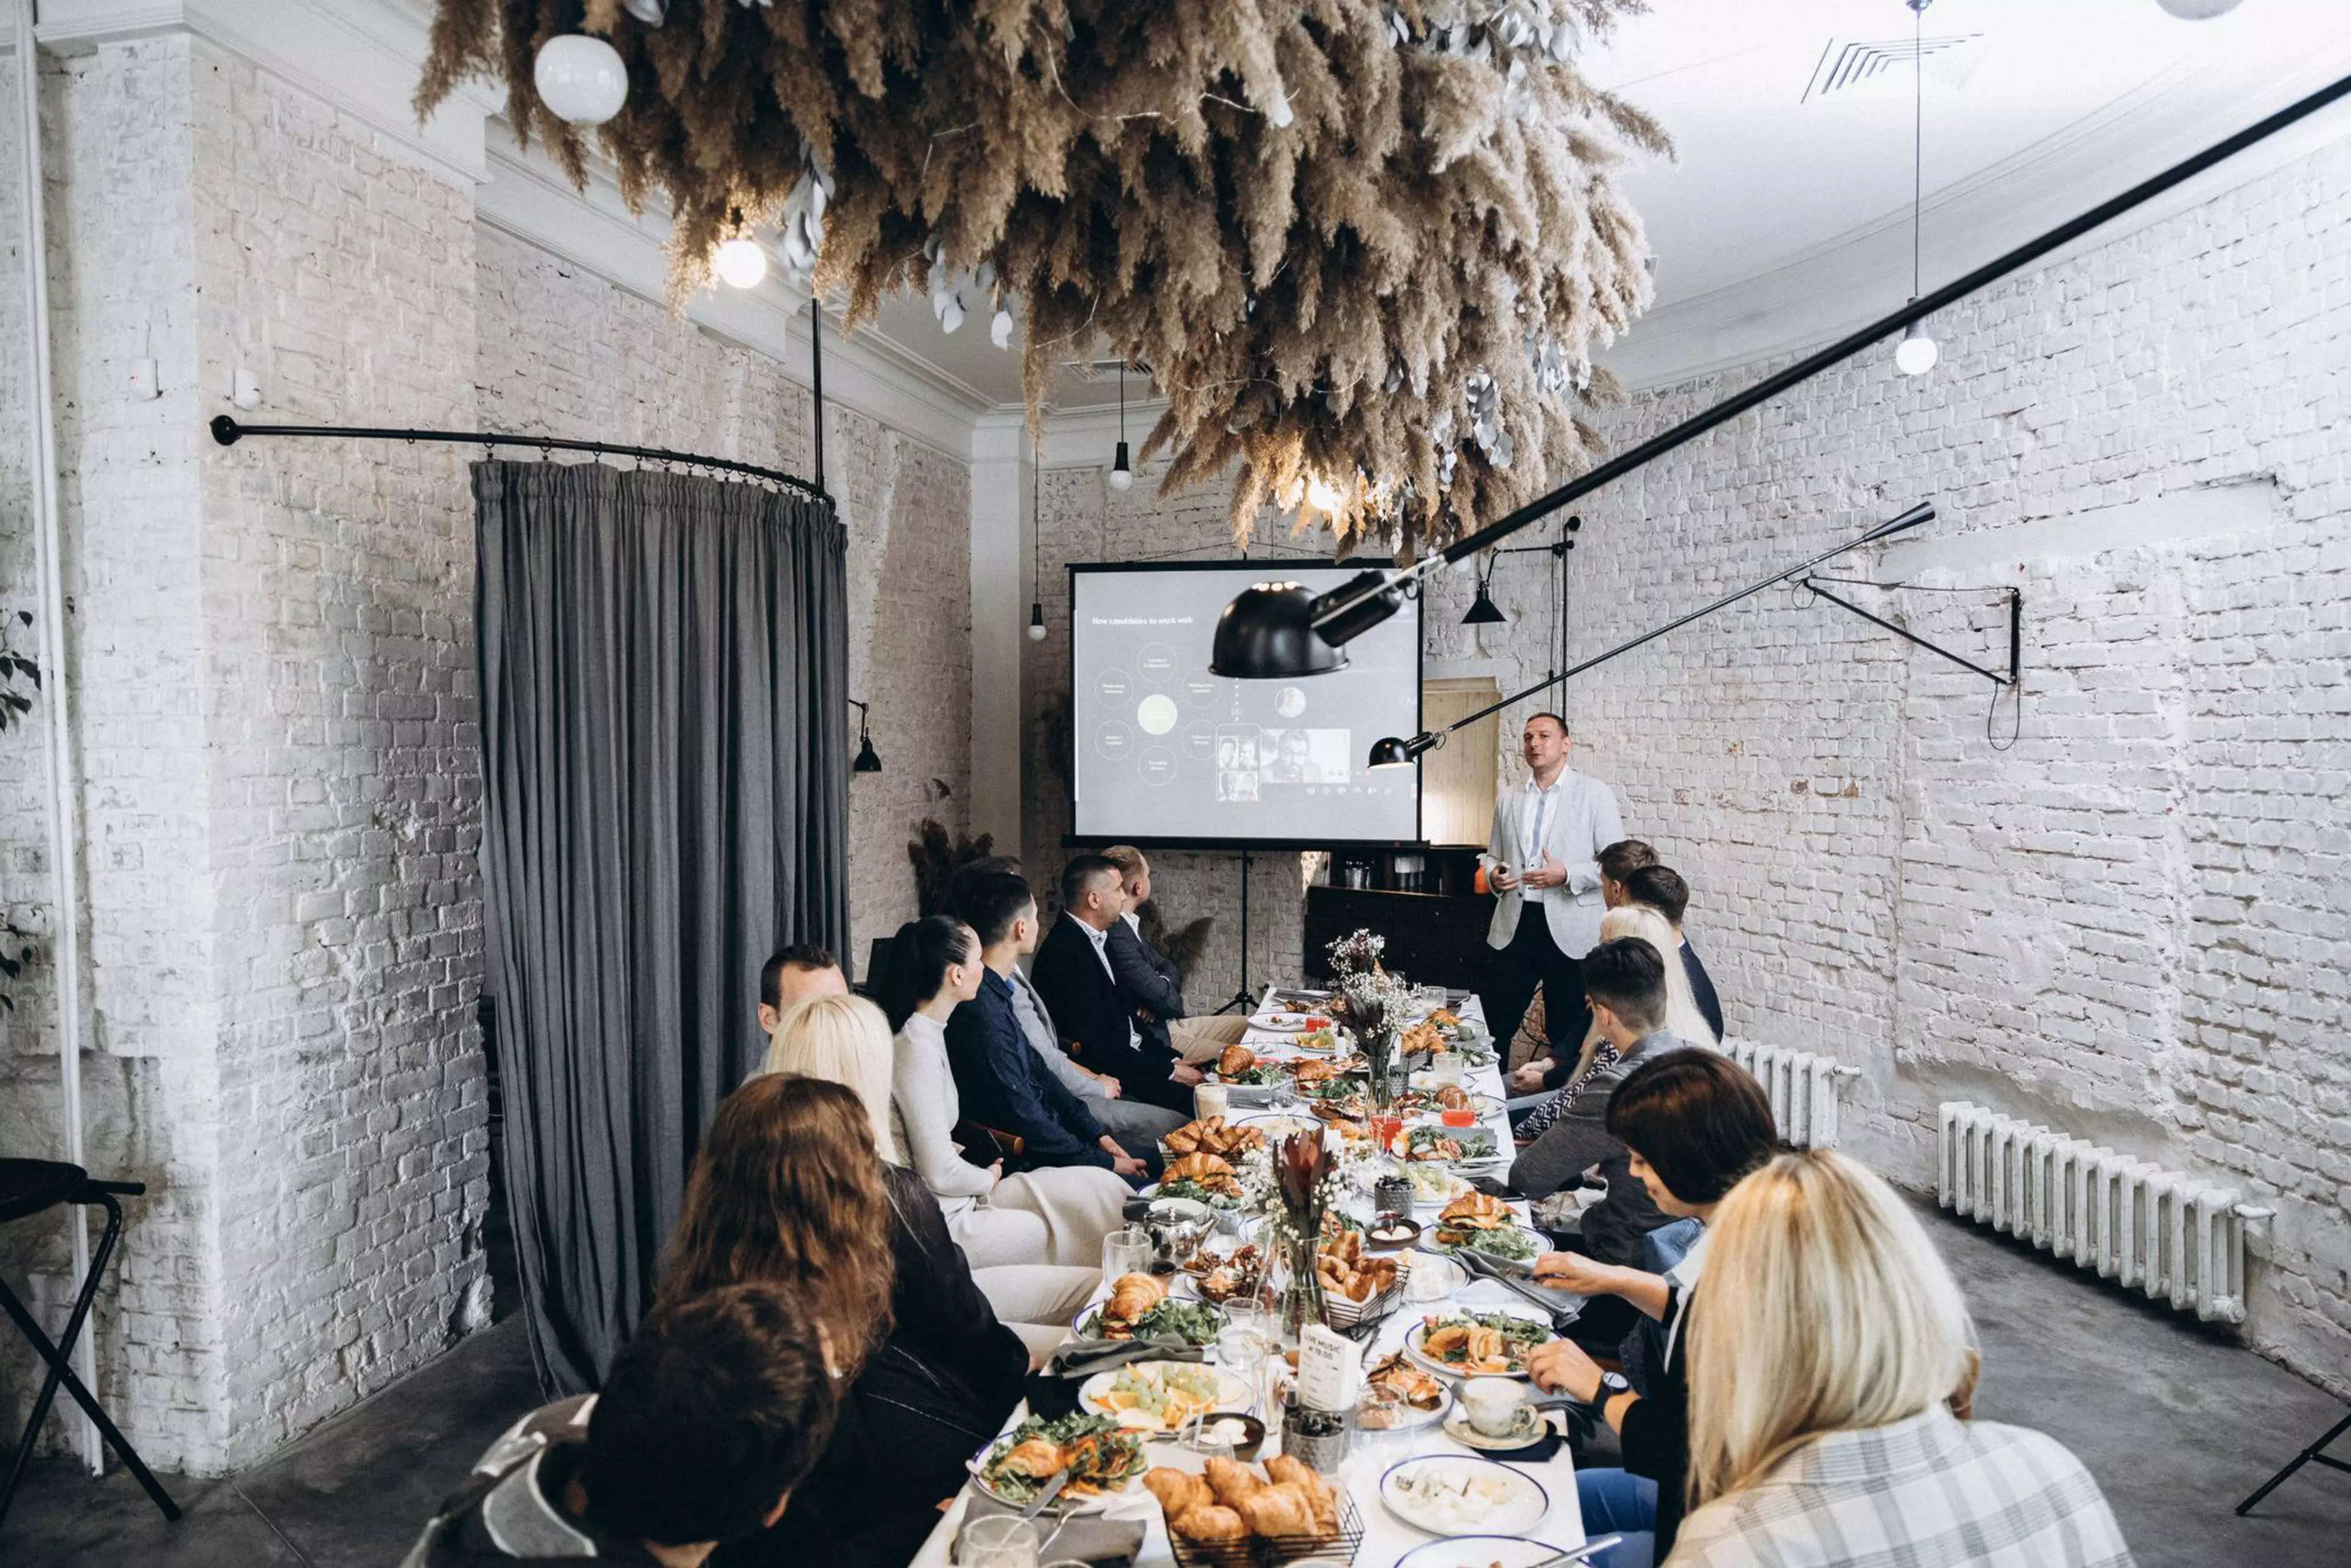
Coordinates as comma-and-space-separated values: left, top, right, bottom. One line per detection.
967, 410, 1029, 849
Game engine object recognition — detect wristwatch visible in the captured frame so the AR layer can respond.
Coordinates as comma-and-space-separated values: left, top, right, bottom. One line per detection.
1589, 1370, 1632, 1405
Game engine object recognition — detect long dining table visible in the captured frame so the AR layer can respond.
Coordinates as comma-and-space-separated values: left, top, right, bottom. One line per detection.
911, 989, 1594, 1568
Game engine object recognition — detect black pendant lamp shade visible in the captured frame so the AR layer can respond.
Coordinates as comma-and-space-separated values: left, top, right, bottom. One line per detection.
1463, 566, 1507, 626
1367, 730, 1439, 770
849, 699, 883, 773
1210, 581, 1347, 678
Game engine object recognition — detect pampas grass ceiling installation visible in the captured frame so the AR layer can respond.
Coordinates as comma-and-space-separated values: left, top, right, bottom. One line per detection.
419, 1, 1665, 550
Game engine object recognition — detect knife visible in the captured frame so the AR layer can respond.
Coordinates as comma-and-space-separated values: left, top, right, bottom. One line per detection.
1018, 1469, 1070, 1522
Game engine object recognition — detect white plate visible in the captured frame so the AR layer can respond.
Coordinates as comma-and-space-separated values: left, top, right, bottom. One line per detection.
965, 1431, 1139, 1514
1441, 1409, 1554, 1452
1418, 1223, 1548, 1269
1402, 1253, 1468, 1302
1236, 1112, 1323, 1141
1395, 1535, 1567, 1568
1379, 1454, 1550, 1536
1401, 1308, 1555, 1380
1069, 1292, 1217, 1340
1078, 1362, 1250, 1432
1247, 1010, 1311, 1032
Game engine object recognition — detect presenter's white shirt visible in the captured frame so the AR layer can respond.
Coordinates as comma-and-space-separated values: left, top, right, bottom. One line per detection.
1080, 918, 1144, 1049
1517, 773, 1570, 902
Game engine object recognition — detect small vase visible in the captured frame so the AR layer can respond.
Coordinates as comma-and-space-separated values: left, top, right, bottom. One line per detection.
1279, 1220, 1326, 1343
1364, 1027, 1399, 1112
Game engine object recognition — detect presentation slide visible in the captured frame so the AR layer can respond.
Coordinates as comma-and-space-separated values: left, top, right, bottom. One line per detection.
1070, 563, 1422, 846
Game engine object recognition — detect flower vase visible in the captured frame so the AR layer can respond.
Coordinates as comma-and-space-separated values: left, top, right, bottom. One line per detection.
1364, 1027, 1398, 1113
1279, 1220, 1325, 1343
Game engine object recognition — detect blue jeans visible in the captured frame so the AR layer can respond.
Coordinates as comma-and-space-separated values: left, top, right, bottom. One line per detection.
1575, 1468, 1657, 1568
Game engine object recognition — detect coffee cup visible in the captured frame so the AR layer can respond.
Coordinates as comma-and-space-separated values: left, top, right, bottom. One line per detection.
1195, 1083, 1232, 1120
1459, 1376, 1531, 1438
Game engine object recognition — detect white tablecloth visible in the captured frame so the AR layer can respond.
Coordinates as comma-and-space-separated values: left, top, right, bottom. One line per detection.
910, 989, 1588, 1568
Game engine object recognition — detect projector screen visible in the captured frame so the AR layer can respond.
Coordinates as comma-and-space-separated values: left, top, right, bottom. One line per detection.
1068, 561, 1422, 849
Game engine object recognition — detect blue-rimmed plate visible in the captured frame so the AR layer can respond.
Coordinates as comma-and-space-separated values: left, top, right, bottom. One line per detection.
1395, 1536, 1570, 1568
1379, 1454, 1550, 1536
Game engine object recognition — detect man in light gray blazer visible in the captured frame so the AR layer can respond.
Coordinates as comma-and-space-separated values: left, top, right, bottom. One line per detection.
1479, 712, 1625, 1062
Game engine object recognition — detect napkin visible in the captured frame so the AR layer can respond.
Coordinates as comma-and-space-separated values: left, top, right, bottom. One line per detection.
956, 1491, 1149, 1566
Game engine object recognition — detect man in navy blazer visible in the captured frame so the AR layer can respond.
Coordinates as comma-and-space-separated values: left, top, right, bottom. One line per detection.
1624, 864, 1725, 1041
1030, 855, 1196, 1114
1100, 846, 1248, 1068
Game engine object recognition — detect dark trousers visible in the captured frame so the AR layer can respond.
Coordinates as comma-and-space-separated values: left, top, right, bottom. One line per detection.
1485, 911, 1591, 1062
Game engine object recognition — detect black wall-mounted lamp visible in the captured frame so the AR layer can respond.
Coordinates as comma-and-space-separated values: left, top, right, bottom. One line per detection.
848, 698, 883, 773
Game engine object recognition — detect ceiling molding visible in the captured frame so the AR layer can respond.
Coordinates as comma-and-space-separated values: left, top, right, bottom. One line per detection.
1601, 48, 2351, 392
1024, 400, 1172, 468
35, 0, 498, 189
478, 133, 994, 463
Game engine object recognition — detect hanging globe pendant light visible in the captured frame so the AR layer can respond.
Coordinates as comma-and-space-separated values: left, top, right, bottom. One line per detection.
533, 34, 628, 127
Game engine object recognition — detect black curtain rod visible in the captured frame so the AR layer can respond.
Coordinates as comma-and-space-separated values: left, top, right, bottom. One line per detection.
1433, 69, 2351, 569
209, 415, 830, 503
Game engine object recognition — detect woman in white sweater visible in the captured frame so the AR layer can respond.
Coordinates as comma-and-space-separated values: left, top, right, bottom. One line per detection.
763, 986, 1102, 1360
882, 917, 1130, 1274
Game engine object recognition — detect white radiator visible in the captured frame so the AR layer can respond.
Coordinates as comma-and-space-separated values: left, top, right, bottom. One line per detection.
1938, 1101, 2271, 1325
1721, 1041, 1860, 1149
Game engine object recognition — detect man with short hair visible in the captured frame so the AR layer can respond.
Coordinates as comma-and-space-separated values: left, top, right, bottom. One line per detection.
757, 943, 847, 1034
1510, 938, 1691, 1269
1597, 838, 1659, 911
1098, 845, 1248, 1068
947, 870, 1154, 1182
953, 870, 1185, 1149
1623, 863, 1725, 1041
402, 1281, 839, 1566
1481, 713, 1626, 1068
1031, 855, 1193, 1113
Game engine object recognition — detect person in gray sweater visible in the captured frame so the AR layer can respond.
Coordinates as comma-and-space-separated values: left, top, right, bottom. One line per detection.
1510, 937, 1693, 1269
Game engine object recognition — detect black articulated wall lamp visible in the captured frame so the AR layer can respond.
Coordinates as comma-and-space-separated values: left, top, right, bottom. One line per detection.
848, 699, 883, 773
1461, 558, 1507, 625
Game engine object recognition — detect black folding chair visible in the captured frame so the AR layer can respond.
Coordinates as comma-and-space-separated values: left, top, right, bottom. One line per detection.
0, 1158, 181, 1530
2237, 1406, 2351, 1515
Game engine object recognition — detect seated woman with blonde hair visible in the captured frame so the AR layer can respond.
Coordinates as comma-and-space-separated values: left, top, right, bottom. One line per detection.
763, 986, 1101, 1359
1666, 1149, 2132, 1567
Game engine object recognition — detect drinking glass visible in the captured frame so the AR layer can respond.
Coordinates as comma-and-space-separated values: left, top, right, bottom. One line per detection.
1353, 1390, 1409, 1471
1218, 1300, 1273, 1412
1184, 1412, 1239, 1467
959, 1515, 1040, 1568
1101, 1226, 1152, 1280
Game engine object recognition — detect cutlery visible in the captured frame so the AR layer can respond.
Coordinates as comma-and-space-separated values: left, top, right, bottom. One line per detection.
1017, 1469, 1070, 1521
1456, 1250, 1584, 1331
1521, 1534, 1622, 1568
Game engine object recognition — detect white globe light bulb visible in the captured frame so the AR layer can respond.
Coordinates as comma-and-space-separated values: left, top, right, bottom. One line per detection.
2156, 0, 2244, 18
1027, 620, 1048, 642
1108, 465, 1133, 491
1895, 324, 1939, 377
713, 236, 768, 290
1305, 476, 1344, 512
533, 34, 629, 127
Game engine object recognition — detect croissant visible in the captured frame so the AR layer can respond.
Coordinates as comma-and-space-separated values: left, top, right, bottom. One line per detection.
1237, 1482, 1316, 1536
1202, 1456, 1263, 1505
1436, 1084, 1472, 1111
1107, 1272, 1167, 1324
1144, 1467, 1213, 1517
1440, 1191, 1512, 1229
1217, 1045, 1257, 1078
1172, 1504, 1250, 1542
1001, 1437, 1065, 1477
1264, 1457, 1339, 1531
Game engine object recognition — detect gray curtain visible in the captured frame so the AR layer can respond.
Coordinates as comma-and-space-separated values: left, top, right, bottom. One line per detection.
474, 461, 849, 1396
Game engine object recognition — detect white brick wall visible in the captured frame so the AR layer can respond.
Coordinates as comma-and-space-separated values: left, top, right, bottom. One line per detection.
1033, 139, 2351, 1394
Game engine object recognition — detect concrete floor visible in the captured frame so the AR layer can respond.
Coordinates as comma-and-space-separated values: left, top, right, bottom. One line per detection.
5, 1197, 2348, 1566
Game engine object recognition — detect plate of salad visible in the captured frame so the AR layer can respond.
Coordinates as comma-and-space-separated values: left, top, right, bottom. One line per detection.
1402, 1308, 1554, 1378
1072, 1296, 1227, 1346
969, 1411, 1148, 1509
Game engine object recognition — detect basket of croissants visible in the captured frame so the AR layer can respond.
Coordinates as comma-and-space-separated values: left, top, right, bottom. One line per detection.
1146, 1454, 1362, 1568
1314, 1230, 1403, 1332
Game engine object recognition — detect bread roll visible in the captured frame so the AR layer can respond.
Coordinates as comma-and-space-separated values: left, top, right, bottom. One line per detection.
1202, 1455, 1262, 1505
1172, 1504, 1249, 1542
1237, 1482, 1315, 1536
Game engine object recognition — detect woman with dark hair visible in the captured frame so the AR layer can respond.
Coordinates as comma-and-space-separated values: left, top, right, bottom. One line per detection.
1523, 1049, 1782, 1568
662, 1074, 1027, 1568
881, 914, 1127, 1285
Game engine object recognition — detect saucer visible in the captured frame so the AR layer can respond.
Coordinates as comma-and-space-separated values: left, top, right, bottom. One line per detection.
1442, 1407, 1550, 1451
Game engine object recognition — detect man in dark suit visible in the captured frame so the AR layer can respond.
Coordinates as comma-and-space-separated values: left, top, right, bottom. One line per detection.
1030, 855, 1196, 1113
1099, 846, 1247, 1068
1623, 865, 1724, 1041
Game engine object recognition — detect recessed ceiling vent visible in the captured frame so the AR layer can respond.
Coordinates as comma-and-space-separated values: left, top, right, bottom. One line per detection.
1803, 33, 1984, 103
1063, 356, 1151, 383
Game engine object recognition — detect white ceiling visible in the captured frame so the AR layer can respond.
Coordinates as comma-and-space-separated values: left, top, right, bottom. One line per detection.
835, 0, 2351, 409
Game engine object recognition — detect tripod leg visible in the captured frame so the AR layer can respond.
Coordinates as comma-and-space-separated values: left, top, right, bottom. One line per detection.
2236, 1409, 2351, 1515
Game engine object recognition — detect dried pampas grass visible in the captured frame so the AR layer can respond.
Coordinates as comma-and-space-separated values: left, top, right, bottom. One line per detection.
420, 0, 1665, 550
